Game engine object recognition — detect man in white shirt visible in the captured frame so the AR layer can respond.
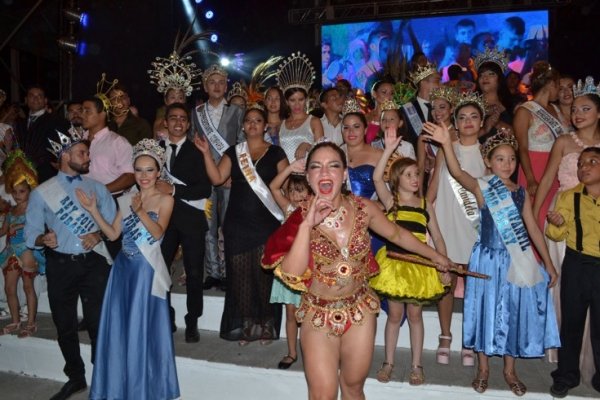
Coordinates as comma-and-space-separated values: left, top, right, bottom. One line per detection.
319, 88, 344, 146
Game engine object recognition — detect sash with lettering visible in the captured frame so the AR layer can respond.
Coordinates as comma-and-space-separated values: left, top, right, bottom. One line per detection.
235, 142, 284, 222
448, 173, 479, 229
402, 102, 424, 136
196, 104, 229, 156
522, 101, 565, 138
36, 179, 112, 264
478, 175, 544, 287
118, 193, 171, 299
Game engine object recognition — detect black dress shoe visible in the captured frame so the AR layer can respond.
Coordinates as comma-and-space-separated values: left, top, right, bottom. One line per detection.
185, 326, 200, 343
203, 276, 221, 290
549, 382, 570, 398
49, 378, 87, 400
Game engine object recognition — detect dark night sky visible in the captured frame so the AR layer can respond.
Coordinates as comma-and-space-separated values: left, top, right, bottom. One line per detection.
1, 0, 599, 122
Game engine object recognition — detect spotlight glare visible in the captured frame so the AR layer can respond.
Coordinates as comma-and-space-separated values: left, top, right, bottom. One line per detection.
220, 57, 230, 67
80, 12, 89, 28
194, 0, 203, 3
210, 34, 218, 43
64, 8, 88, 27
205, 10, 214, 19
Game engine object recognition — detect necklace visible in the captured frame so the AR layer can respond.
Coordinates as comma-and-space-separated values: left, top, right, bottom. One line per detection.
570, 131, 600, 149
321, 205, 347, 229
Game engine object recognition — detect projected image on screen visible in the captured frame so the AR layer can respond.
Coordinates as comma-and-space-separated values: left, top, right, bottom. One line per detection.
321, 10, 549, 91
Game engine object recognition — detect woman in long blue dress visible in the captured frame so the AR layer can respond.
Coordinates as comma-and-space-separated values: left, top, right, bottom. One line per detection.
77, 139, 179, 400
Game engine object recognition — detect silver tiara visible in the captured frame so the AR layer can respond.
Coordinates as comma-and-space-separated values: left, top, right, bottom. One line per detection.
573, 76, 600, 98
47, 129, 84, 158
132, 138, 166, 168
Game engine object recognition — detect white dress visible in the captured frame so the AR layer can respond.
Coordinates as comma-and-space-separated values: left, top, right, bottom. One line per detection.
279, 116, 314, 162
434, 142, 486, 264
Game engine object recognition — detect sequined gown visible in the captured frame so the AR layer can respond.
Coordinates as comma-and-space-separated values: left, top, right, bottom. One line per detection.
347, 165, 376, 199
90, 212, 179, 400
463, 188, 560, 357
279, 117, 314, 162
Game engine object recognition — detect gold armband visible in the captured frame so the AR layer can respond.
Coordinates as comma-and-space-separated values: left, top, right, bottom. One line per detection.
274, 266, 311, 292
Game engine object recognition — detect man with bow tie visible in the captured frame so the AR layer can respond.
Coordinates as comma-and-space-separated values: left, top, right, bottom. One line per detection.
25, 130, 115, 400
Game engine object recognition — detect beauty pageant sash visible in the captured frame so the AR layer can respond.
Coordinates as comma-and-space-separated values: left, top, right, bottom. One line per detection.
235, 142, 284, 222
402, 102, 424, 135
163, 167, 207, 211
37, 179, 112, 265
448, 173, 479, 229
118, 194, 171, 299
478, 175, 543, 287
522, 101, 565, 138
197, 104, 229, 156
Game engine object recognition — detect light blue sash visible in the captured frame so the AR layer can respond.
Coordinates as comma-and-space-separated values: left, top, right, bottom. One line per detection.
478, 175, 543, 287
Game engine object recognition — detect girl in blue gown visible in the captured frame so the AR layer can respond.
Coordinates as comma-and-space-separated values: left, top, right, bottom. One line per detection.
78, 139, 179, 400
424, 112, 559, 397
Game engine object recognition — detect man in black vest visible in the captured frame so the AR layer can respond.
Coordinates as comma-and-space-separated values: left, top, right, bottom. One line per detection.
156, 103, 212, 342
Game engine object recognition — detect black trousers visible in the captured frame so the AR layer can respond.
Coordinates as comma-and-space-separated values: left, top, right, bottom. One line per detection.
161, 225, 206, 328
45, 249, 111, 380
552, 248, 600, 387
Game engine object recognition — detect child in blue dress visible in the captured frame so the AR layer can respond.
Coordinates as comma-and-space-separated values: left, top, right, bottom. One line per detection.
424, 105, 560, 396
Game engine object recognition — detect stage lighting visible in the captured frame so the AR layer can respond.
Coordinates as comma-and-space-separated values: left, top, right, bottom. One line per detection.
220, 57, 230, 67
194, 0, 203, 3
205, 10, 214, 19
210, 34, 218, 43
58, 37, 86, 56
64, 8, 89, 27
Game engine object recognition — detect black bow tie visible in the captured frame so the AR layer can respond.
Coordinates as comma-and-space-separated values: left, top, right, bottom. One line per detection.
66, 175, 82, 183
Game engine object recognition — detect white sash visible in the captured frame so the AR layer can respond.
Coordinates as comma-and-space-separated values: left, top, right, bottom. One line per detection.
197, 105, 229, 156
118, 194, 171, 299
163, 168, 206, 211
448, 174, 479, 229
37, 179, 112, 265
235, 142, 284, 222
478, 175, 543, 287
522, 101, 565, 138
402, 102, 424, 135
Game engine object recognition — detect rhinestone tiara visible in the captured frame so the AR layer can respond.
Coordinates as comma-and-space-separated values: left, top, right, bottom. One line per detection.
201, 64, 227, 84
276, 52, 315, 93
341, 97, 363, 116
227, 81, 248, 102
480, 128, 518, 159
429, 86, 459, 106
132, 138, 166, 168
474, 47, 509, 73
453, 91, 487, 119
47, 129, 85, 159
573, 76, 600, 98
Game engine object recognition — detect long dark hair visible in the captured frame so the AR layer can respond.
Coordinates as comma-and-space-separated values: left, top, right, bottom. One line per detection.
476, 61, 512, 111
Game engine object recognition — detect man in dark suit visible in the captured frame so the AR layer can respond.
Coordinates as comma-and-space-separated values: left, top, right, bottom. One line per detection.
156, 102, 212, 343
192, 65, 244, 291
401, 62, 441, 148
15, 85, 70, 183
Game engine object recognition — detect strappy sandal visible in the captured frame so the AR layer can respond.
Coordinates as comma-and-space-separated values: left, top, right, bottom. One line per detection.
436, 334, 452, 364
471, 369, 489, 393
461, 348, 475, 367
504, 371, 527, 396
409, 365, 424, 386
277, 355, 297, 370
17, 323, 37, 339
1, 321, 21, 335
376, 362, 394, 383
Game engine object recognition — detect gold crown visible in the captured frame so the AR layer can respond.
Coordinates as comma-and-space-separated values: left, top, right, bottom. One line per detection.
341, 97, 363, 116
380, 99, 399, 112
47, 129, 85, 159
248, 56, 283, 104
201, 64, 227, 84
276, 52, 315, 93
480, 128, 518, 159
454, 91, 487, 119
409, 62, 438, 84
247, 102, 265, 112
227, 81, 248, 102
573, 76, 600, 98
148, 52, 202, 97
4, 150, 38, 191
95, 73, 118, 115
474, 47, 509, 73
429, 86, 459, 106
133, 138, 166, 168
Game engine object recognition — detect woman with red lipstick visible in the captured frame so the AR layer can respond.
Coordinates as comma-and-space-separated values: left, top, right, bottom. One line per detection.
195, 105, 288, 346
262, 141, 452, 400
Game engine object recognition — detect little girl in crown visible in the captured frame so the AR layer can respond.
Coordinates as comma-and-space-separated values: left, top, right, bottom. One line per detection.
369, 127, 450, 385
423, 118, 560, 396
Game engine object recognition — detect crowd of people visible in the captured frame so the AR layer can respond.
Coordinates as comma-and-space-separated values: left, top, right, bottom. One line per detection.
0, 38, 598, 400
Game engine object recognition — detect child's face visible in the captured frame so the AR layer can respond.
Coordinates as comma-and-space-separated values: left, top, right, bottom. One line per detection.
485, 145, 517, 179
287, 186, 309, 205
577, 152, 600, 186
396, 164, 420, 193
11, 182, 30, 205
571, 96, 599, 130
380, 110, 403, 132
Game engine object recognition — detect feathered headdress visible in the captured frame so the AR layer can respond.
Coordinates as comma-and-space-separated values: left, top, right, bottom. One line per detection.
4, 150, 38, 191
247, 56, 283, 105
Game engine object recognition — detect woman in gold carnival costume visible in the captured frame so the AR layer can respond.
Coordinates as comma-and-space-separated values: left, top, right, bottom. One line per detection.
262, 141, 452, 399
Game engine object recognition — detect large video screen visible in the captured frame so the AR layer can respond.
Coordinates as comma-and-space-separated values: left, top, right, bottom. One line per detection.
321, 10, 549, 91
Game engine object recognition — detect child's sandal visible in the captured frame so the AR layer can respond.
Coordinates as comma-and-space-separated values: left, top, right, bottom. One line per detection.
436, 334, 452, 365
17, 323, 37, 339
1, 321, 21, 335
376, 362, 394, 383
409, 365, 425, 386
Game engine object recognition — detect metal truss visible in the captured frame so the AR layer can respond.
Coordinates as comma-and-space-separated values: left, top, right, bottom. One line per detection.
289, 0, 572, 25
